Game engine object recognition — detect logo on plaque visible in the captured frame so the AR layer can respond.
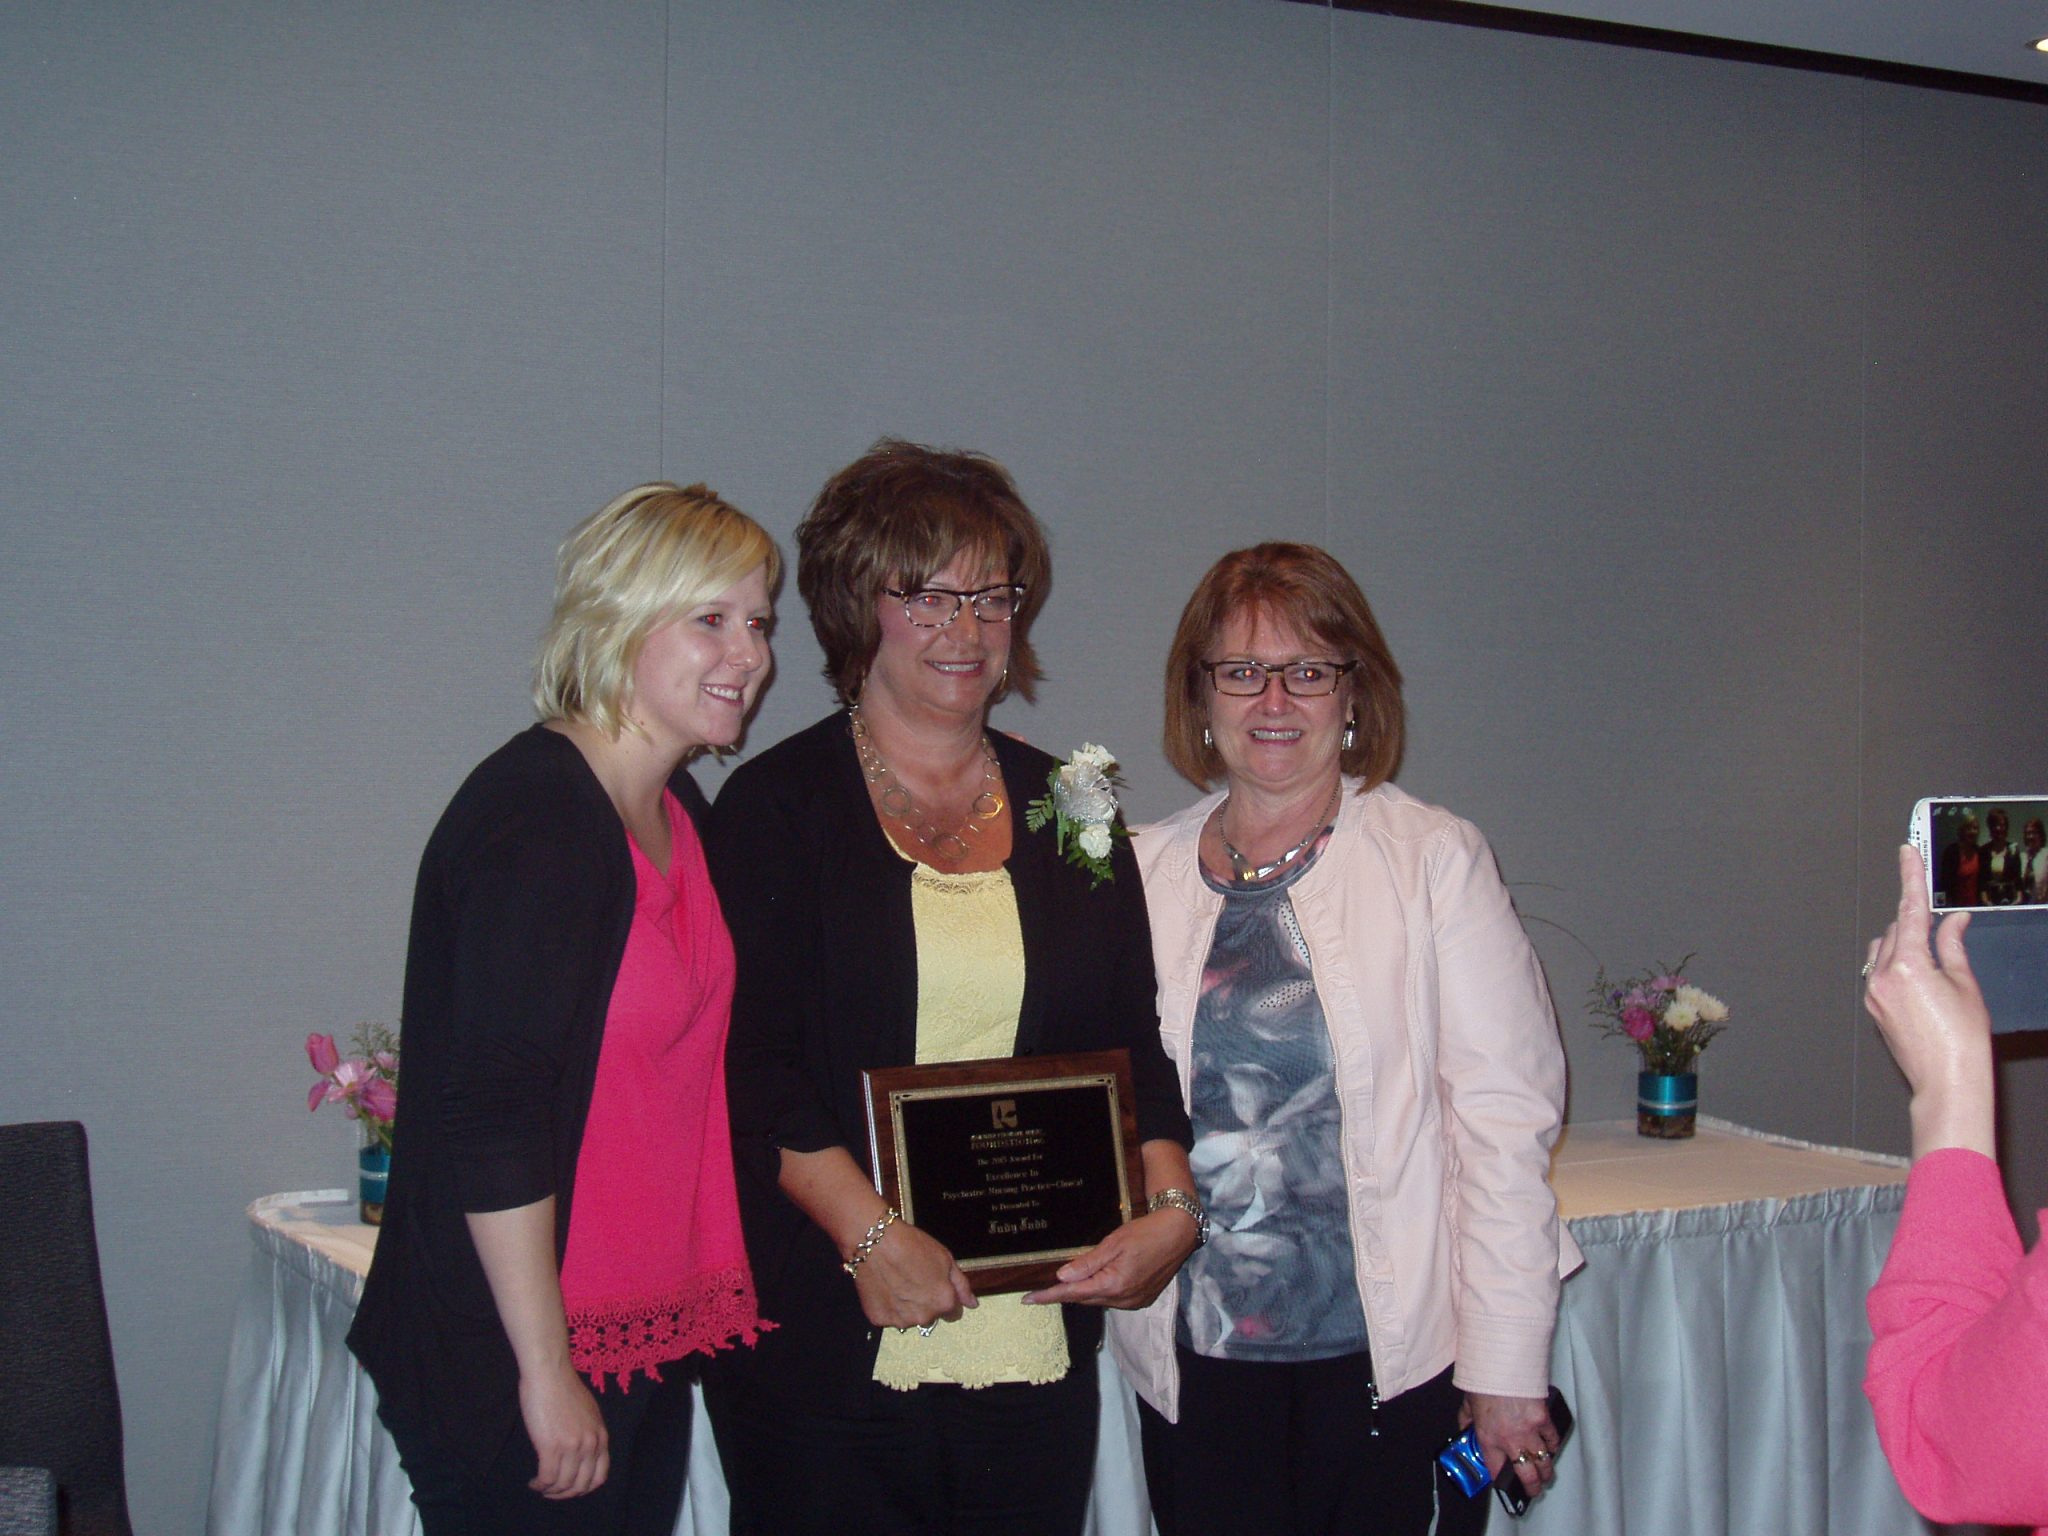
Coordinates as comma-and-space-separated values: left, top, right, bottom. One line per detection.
991, 1099, 1019, 1130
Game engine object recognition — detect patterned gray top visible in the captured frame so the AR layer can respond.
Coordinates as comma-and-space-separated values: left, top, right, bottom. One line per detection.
1176, 831, 1369, 1362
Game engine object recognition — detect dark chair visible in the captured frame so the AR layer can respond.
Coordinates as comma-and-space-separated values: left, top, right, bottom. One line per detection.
0, 1466, 57, 1536
0, 1124, 132, 1536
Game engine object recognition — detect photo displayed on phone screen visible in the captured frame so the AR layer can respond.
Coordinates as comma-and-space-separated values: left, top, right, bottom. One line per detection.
1922, 798, 2048, 911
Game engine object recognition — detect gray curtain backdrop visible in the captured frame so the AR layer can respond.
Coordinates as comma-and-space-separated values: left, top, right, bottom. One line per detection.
5, 2, 2044, 1529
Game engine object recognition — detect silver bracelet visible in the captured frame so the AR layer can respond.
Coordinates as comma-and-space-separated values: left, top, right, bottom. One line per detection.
842, 1207, 900, 1277
1148, 1187, 1209, 1247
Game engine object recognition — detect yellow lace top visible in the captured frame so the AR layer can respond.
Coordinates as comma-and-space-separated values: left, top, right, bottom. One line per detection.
871, 861, 1071, 1390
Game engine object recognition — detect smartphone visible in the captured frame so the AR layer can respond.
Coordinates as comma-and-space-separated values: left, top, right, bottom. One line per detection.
1904, 799, 2048, 1037
1909, 797, 2048, 913
1436, 1386, 1574, 1518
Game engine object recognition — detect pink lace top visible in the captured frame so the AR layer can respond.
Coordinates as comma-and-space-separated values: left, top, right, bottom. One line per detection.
558, 791, 768, 1388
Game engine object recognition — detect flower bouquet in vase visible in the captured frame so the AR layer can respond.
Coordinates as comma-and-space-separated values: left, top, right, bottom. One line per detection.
1586, 958, 1729, 1139
305, 1024, 400, 1221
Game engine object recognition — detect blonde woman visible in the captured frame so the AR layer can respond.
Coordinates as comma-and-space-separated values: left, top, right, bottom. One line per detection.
350, 483, 777, 1535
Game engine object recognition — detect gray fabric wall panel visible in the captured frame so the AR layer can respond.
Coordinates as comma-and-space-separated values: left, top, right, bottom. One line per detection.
664, 0, 1333, 811
1326, 18, 1869, 1140
3, 2, 2046, 1531
1856, 87, 2048, 1237
1, 5, 664, 1531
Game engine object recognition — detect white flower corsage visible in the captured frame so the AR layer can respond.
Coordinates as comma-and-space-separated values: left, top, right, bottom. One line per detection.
1025, 743, 1128, 888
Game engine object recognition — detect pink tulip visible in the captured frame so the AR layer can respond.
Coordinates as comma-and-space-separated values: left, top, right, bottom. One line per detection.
1622, 1006, 1657, 1041
307, 1081, 327, 1113
360, 1077, 397, 1122
306, 1033, 341, 1077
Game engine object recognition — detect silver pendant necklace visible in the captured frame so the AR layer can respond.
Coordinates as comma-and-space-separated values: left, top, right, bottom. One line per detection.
849, 702, 1004, 865
1220, 779, 1342, 886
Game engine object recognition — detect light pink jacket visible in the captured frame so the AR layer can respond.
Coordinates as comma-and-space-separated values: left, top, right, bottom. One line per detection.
1107, 780, 1581, 1418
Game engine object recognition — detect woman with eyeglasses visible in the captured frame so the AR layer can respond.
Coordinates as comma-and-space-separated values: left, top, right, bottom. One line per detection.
1106, 543, 1579, 1536
701, 439, 1196, 1536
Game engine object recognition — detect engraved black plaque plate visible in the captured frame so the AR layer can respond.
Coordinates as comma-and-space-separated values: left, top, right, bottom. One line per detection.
862, 1049, 1145, 1294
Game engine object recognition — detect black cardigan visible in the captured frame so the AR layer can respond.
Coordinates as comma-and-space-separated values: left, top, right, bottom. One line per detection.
346, 725, 710, 1472
702, 711, 1190, 1406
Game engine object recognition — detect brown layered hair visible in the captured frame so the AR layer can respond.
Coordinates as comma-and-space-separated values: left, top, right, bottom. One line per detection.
796, 438, 1051, 703
1163, 542, 1405, 791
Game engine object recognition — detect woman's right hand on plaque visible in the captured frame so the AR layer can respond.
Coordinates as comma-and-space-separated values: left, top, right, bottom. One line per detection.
853, 1220, 978, 1329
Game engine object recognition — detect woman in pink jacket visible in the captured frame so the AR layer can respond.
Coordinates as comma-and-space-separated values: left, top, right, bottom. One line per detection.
1107, 543, 1579, 1536
1863, 842, 2048, 1530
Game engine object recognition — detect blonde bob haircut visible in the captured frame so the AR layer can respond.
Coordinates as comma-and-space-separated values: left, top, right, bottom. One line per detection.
533, 481, 780, 738
1163, 542, 1405, 793
796, 438, 1051, 704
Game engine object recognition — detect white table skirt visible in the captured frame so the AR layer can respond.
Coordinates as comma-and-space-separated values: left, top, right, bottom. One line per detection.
205, 1190, 1149, 1536
207, 1121, 1933, 1536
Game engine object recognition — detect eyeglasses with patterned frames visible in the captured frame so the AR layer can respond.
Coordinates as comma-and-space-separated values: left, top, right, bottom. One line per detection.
1200, 659, 1357, 697
882, 584, 1028, 628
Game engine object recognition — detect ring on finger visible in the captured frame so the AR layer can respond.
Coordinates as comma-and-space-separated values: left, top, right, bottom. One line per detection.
1534, 1450, 1553, 1461
1512, 1452, 1532, 1465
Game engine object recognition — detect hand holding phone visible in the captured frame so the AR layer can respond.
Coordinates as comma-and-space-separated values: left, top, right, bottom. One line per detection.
1436, 1386, 1575, 1517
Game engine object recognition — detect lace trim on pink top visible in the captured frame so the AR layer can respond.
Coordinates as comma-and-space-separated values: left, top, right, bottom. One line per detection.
568, 1263, 774, 1392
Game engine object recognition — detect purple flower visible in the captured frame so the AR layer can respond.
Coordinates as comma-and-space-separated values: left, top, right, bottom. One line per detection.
1622, 1006, 1657, 1041
1652, 974, 1684, 993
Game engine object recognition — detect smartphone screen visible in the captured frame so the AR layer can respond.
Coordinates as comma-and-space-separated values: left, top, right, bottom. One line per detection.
1912, 797, 2048, 912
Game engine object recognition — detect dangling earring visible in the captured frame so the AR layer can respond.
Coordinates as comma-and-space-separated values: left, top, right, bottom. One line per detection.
998, 665, 1010, 693
1341, 716, 1357, 751
1202, 726, 1213, 748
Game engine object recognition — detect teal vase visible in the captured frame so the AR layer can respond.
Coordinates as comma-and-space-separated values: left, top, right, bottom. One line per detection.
1637, 1071, 1698, 1139
357, 1143, 391, 1225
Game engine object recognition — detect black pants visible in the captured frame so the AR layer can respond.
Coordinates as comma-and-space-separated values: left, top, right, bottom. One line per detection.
706, 1361, 1098, 1536
1138, 1350, 1487, 1536
378, 1366, 694, 1536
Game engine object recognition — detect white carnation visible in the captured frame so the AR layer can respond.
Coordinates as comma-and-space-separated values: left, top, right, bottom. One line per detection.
1685, 986, 1729, 1023
1072, 743, 1116, 772
1078, 823, 1113, 860
1663, 998, 1700, 1032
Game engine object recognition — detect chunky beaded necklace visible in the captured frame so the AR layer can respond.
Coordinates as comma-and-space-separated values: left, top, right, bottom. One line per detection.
849, 702, 1005, 866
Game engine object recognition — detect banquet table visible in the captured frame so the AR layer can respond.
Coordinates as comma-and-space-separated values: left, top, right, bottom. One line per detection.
207, 1118, 1932, 1536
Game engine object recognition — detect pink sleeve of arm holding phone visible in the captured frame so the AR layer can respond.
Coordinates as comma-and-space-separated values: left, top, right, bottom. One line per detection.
1865, 1149, 2048, 1530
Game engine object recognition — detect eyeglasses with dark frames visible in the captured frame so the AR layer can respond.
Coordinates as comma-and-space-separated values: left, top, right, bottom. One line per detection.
1200, 659, 1357, 697
883, 584, 1028, 628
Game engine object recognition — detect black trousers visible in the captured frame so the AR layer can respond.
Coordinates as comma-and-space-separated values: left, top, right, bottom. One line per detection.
706, 1359, 1099, 1536
378, 1365, 694, 1536
1138, 1350, 1488, 1536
